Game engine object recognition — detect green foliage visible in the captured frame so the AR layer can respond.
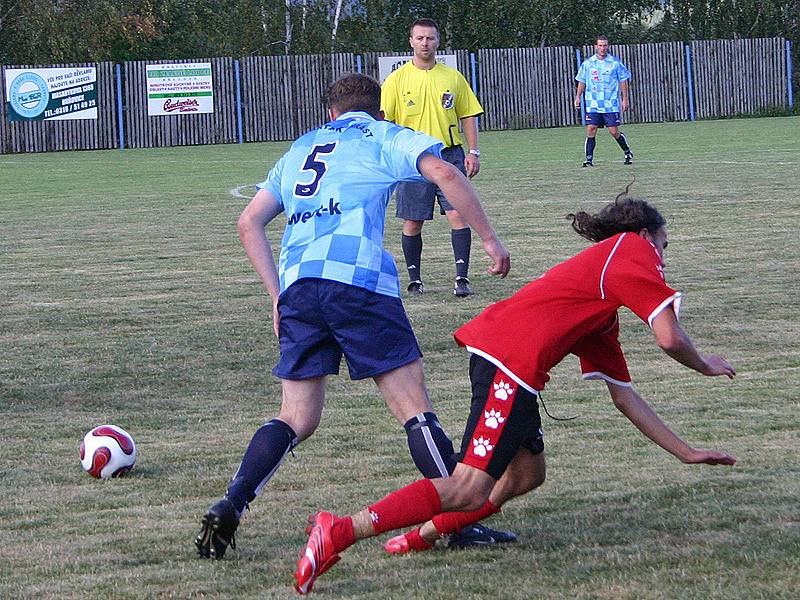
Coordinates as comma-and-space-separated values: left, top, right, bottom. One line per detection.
1, 0, 797, 64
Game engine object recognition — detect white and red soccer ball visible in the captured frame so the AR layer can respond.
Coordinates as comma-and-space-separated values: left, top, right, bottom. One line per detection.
80, 425, 137, 479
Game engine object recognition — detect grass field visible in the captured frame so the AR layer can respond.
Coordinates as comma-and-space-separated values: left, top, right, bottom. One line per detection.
1, 117, 799, 599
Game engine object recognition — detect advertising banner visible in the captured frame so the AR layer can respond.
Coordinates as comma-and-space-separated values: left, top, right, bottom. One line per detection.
146, 63, 214, 116
4, 66, 97, 122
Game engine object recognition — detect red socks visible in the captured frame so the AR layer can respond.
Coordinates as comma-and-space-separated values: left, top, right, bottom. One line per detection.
405, 527, 434, 551
330, 516, 356, 553
431, 500, 500, 535
368, 479, 442, 535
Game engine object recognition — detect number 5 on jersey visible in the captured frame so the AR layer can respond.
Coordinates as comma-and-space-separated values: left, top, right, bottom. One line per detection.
294, 142, 338, 197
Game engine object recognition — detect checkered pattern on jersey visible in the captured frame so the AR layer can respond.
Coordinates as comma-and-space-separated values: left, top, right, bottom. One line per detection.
258, 112, 442, 298
576, 54, 631, 113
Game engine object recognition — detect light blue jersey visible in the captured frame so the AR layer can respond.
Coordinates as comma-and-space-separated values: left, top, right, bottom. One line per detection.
257, 111, 443, 298
576, 54, 631, 113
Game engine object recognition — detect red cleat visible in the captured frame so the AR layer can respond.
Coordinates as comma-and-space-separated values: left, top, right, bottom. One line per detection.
294, 511, 341, 595
383, 528, 434, 554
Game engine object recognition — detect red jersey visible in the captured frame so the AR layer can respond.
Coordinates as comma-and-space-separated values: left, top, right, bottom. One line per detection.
454, 232, 682, 393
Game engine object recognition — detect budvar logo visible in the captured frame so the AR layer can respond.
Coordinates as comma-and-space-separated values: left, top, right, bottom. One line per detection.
163, 98, 200, 113
287, 198, 341, 225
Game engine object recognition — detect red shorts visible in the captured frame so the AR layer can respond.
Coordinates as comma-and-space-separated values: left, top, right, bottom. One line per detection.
458, 354, 544, 480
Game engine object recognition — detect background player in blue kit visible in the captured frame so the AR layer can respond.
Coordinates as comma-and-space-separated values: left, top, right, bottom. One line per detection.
574, 36, 634, 167
194, 73, 511, 559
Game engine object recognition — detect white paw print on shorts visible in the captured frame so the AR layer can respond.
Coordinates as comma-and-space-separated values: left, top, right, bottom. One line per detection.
483, 408, 505, 429
493, 380, 514, 401
472, 436, 494, 457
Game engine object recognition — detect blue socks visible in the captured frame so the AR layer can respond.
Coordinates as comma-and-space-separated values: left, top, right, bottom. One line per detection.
404, 412, 456, 478
225, 419, 299, 514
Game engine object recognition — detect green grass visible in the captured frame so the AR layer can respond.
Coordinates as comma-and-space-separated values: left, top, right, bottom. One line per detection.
1, 117, 799, 599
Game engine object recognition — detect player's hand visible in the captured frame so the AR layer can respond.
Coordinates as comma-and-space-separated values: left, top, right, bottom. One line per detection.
574, 99, 581, 109
701, 355, 736, 379
483, 236, 510, 278
621, 99, 629, 112
683, 449, 737, 466
464, 154, 480, 179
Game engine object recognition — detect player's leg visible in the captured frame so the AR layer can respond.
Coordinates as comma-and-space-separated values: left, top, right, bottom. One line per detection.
388, 355, 543, 551
396, 181, 436, 294
196, 377, 325, 559
295, 464, 495, 593
407, 448, 546, 549
374, 359, 457, 478
607, 114, 633, 163
196, 279, 341, 559
583, 120, 599, 166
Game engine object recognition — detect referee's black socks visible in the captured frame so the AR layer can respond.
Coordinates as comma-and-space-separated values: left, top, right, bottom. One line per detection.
451, 227, 471, 279
402, 233, 423, 283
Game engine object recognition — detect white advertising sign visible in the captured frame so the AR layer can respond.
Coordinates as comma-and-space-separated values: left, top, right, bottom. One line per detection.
4, 66, 97, 121
146, 62, 214, 116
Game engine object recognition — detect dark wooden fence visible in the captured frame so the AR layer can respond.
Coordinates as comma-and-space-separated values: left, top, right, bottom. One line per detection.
241, 53, 353, 142
0, 38, 791, 154
477, 46, 578, 130
691, 38, 788, 119
123, 58, 238, 148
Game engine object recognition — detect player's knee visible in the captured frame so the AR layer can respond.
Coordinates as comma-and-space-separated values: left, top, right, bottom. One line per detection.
276, 412, 320, 442
403, 220, 424, 236
523, 464, 546, 493
442, 465, 495, 511
443, 480, 490, 512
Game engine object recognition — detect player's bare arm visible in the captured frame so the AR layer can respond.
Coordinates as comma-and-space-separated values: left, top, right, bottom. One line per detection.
417, 153, 510, 277
620, 80, 630, 112
574, 82, 586, 108
606, 383, 737, 466
651, 308, 736, 378
238, 187, 283, 336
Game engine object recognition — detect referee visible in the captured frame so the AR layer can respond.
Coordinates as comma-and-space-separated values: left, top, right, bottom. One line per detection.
382, 18, 484, 298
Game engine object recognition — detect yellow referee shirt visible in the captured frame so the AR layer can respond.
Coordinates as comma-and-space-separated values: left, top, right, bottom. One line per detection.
381, 61, 483, 148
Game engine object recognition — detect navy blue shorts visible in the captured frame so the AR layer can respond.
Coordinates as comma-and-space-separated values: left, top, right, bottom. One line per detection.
272, 278, 422, 381
395, 145, 466, 220
586, 112, 622, 128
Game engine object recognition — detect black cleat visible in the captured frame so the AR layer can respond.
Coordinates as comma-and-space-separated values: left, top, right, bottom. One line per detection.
582, 160, 594, 168
447, 522, 517, 549
453, 277, 474, 297
195, 498, 239, 559
407, 280, 425, 295
624, 153, 633, 165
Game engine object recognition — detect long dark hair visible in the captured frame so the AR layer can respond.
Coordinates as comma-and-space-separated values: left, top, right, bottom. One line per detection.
567, 183, 666, 243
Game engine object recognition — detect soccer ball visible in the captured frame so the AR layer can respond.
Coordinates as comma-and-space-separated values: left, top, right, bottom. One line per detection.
80, 425, 137, 479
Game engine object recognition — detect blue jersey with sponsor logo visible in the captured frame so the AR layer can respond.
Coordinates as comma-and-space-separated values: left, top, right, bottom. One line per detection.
257, 111, 442, 297
576, 54, 631, 113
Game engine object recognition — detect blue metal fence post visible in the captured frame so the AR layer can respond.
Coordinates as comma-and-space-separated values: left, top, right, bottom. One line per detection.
469, 52, 477, 92
575, 49, 586, 126
356, 54, 363, 75
787, 40, 794, 109
685, 45, 696, 122
115, 63, 125, 150
470, 52, 479, 128
234, 59, 243, 144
